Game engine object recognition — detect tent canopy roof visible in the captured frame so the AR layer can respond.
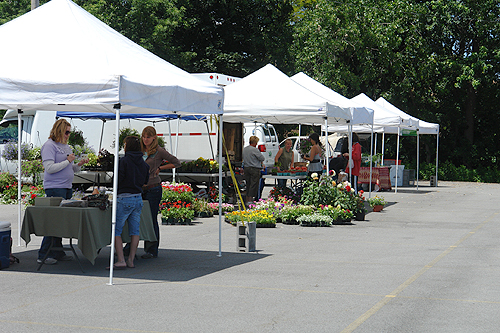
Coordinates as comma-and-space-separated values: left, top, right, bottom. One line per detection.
291, 72, 374, 125
0, 0, 223, 115
222, 64, 351, 125
376, 97, 438, 134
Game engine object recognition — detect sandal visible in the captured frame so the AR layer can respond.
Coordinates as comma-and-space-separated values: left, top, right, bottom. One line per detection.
141, 253, 157, 259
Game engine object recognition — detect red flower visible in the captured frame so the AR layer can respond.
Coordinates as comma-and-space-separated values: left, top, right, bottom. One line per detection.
345, 185, 351, 192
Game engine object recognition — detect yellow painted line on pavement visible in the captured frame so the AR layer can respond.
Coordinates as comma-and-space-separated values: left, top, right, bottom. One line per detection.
340, 212, 498, 333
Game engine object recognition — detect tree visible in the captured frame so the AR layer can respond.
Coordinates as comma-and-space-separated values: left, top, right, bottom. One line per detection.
292, 0, 500, 168
172, 0, 295, 76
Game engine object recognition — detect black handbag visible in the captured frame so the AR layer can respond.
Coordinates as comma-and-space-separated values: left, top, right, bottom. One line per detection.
82, 193, 110, 210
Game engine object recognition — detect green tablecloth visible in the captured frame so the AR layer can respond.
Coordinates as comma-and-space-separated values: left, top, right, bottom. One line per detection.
21, 201, 157, 264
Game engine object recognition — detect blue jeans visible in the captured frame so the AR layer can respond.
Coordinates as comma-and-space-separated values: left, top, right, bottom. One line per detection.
142, 185, 162, 256
115, 194, 143, 236
38, 188, 72, 260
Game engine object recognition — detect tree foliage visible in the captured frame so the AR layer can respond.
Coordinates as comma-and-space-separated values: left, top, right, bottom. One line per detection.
292, 0, 500, 168
171, 0, 295, 76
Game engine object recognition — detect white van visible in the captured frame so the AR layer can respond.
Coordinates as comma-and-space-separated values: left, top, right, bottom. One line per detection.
279, 135, 340, 164
243, 123, 280, 167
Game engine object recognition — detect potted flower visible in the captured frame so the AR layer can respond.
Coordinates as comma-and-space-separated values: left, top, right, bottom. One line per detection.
335, 207, 354, 224
353, 190, 367, 221
368, 195, 386, 212
161, 201, 194, 224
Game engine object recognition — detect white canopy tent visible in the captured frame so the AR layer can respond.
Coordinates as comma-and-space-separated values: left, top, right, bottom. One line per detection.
376, 97, 440, 187
290, 72, 375, 192
334, 93, 418, 192
327, 94, 439, 191
291, 73, 374, 126
223, 64, 352, 125
223, 64, 360, 177
0, 0, 224, 284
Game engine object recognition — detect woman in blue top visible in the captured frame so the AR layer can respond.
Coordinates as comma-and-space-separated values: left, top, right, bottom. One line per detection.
112, 136, 149, 269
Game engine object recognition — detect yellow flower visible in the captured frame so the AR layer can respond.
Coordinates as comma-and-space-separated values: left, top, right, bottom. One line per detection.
332, 181, 336, 187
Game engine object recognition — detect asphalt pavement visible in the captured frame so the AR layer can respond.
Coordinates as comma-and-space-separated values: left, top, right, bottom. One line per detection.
1, 180, 500, 332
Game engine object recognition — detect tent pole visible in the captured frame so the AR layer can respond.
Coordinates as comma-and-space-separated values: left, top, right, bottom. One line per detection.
98, 119, 105, 153
324, 117, 329, 175
108, 103, 121, 286
395, 126, 400, 193
173, 116, 180, 182
416, 129, 420, 190
381, 133, 385, 166
17, 109, 23, 246
348, 124, 352, 184
218, 115, 223, 257
435, 128, 439, 186
168, 120, 173, 153
369, 121, 374, 198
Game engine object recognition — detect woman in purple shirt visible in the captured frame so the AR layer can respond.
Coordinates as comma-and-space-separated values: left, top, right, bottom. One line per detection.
37, 119, 88, 265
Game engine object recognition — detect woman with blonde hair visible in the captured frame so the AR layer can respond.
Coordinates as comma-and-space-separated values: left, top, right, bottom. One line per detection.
37, 119, 88, 265
138, 126, 181, 259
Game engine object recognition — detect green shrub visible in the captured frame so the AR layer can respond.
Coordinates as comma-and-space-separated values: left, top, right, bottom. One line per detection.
418, 161, 500, 183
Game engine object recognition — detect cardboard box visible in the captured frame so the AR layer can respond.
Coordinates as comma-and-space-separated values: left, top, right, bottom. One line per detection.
35, 197, 63, 206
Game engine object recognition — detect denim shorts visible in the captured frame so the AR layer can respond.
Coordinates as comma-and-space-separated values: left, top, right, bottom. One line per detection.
115, 194, 143, 237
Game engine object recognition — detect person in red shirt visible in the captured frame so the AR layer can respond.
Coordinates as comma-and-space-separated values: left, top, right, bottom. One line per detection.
342, 133, 362, 193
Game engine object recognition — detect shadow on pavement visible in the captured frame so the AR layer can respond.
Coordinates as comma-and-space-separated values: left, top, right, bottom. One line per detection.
6, 248, 270, 282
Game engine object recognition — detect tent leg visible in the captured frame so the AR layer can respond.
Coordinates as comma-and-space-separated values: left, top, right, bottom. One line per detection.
107, 104, 121, 286
218, 115, 223, 257
17, 109, 23, 246
435, 129, 439, 186
416, 131, 420, 190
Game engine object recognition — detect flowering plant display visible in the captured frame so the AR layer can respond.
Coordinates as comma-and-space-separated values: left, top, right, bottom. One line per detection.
278, 204, 315, 224
319, 204, 353, 221
336, 207, 354, 221
207, 202, 234, 214
368, 195, 386, 208
353, 190, 366, 213
297, 212, 332, 227
268, 186, 300, 203
161, 201, 194, 219
1, 182, 19, 204
207, 185, 226, 202
1, 141, 32, 160
0, 172, 17, 193
300, 174, 338, 206
21, 185, 45, 206
161, 182, 194, 204
297, 138, 312, 156
225, 209, 275, 226
21, 159, 44, 185
83, 153, 98, 168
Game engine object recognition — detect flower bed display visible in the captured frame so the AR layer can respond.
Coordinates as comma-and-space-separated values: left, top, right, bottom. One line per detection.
225, 209, 276, 228
297, 212, 333, 227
